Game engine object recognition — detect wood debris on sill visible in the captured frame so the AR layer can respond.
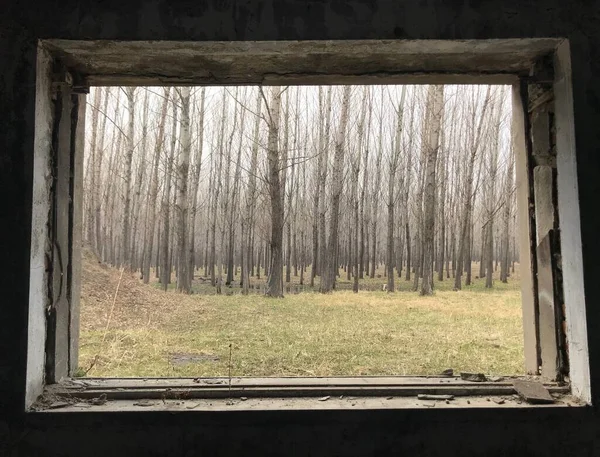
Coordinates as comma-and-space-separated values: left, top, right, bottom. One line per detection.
513, 379, 555, 404
31, 394, 584, 411
33, 374, 573, 411
417, 394, 455, 401
460, 372, 488, 382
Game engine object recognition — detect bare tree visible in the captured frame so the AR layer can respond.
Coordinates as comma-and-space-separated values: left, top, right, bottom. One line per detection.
353, 87, 368, 293
95, 88, 112, 259
370, 87, 385, 279
130, 89, 150, 270
176, 87, 192, 293
159, 91, 178, 291
210, 91, 227, 287
321, 86, 351, 293
500, 154, 514, 283
121, 87, 136, 268
421, 85, 444, 295
142, 87, 170, 283
265, 86, 284, 297
318, 87, 333, 283
188, 87, 206, 285
86, 87, 102, 248
454, 86, 492, 290
386, 86, 407, 292
84, 83, 516, 299
359, 89, 372, 280
242, 90, 262, 295
484, 91, 502, 288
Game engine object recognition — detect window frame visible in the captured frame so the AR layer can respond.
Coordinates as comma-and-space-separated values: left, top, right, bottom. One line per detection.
26, 38, 590, 410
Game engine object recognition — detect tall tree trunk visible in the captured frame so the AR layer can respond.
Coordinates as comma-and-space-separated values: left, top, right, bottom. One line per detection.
103, 124, 122, 264
321, 86, 351, 293
217, 89, 239, 293
358, 89, 372, 280
86, 87, 102, 248
370, 87, 385, 279
265, 86, 285, 297
121, 87, 136, 268
454, 86, 492, 290
485, 93, 501, 288
386, 86, 407, 292
421, 85, 444, 295
242, 90, 262, 295
210, 91, 227, 287
412, 86, 429, 292
437, 116, 447, 282
353, 87, 369, 293
404, 90, 415, 282
227, 88, 246, 286
285, 90, 297, 284
318, 87, 333, 281
160, 92, 178, 291
188, 87, 206, 285
94, 88, 110, 258
310, 88, 325, 286
176, 87, 192, 293
130, 89, 150, 271
142, 87, 170, 283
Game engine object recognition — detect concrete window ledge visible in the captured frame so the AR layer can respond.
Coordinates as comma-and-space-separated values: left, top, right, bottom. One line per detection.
31, 376, 577, 412
31, 395, 581, 413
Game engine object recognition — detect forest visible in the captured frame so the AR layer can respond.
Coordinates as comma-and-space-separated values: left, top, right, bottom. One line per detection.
83, 84, 518, 298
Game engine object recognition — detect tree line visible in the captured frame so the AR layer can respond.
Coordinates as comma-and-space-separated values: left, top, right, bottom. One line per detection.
83, 84, 517, 297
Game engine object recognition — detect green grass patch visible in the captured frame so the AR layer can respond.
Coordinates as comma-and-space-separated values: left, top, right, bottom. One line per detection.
79, 263, 525, 377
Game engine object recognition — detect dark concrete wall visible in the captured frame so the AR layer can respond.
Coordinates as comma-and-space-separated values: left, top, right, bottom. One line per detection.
2, 1, 600, 455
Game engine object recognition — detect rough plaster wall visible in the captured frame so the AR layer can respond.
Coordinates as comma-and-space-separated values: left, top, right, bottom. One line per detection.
2, 1, 600, 456
554, 40, 591, 402
26, 45, 54, 409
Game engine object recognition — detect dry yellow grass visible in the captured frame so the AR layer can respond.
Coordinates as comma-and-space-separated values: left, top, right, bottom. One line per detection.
78, 250, 524, 378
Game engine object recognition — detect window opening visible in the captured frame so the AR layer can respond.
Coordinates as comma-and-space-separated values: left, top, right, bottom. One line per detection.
75, 84, 532, 380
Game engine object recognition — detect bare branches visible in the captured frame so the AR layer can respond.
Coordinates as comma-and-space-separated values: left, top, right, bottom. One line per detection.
83, 83, 516, 298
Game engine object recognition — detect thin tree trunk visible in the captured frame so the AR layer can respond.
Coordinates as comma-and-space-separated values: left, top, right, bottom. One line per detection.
188, 87, 206, 286
265, 86, 284, 297
94, 88, 110, 258
86, 87, 102, 248
437, 114, 448, 282
454, 86, 492, 290
353, 88, 369, 293
217, 89, 239, 294
404, 90, 415, 282
370, 87, 385, 279
160, 92, 178, 291
142, 87, 170, 283
242, 90, 262, 295
500, 157, 514, 283
358, 91, 371, 280
321, 86, 351, 293
227, 89, 246, 286
386, 86, 407, 292
421, 85, 444, 295
121, 87, 136, 268
176, 87, 192, 293
210, 91, 227, 287
318, 87, 333, 281
130, 89, 150, 271
309, 91, 324, 286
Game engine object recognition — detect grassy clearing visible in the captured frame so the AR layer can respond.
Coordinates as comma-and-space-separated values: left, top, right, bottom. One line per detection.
79, 251, 524, 378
